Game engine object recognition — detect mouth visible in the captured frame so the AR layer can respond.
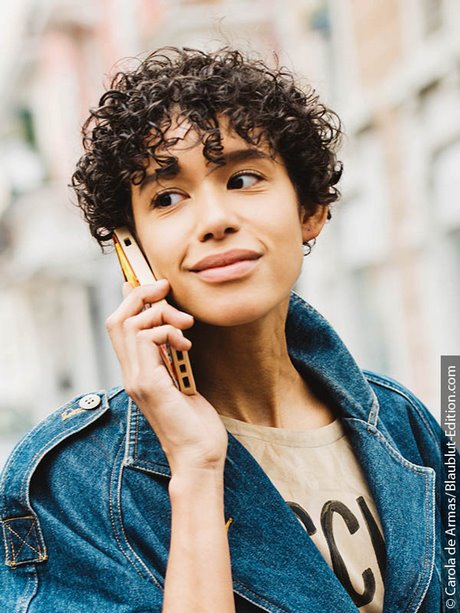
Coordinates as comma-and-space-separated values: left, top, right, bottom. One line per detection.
189, 249, 261, 282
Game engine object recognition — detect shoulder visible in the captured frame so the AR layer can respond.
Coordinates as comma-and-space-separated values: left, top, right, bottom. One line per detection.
0, 386, 129, 545
0, 387, 166, 609
1, 386, 128, 473
362, 369, 442, 467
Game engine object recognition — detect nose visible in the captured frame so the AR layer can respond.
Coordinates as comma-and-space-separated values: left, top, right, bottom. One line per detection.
196, 186, 240, 243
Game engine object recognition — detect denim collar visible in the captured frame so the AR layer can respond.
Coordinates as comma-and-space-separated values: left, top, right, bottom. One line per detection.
285, 292, 377, 423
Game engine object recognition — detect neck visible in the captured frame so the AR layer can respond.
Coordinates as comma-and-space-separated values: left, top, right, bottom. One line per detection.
188, 298, 334, 429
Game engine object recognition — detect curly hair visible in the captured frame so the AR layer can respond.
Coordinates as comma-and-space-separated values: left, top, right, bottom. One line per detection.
71, 46, 343, 249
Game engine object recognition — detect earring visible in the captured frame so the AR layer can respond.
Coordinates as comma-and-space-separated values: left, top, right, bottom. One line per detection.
303, 238, 316, 257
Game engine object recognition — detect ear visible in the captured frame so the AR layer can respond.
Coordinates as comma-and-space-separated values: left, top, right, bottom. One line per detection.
299, 205, 329, 243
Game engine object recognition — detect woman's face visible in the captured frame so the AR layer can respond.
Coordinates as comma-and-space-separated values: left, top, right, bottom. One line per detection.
130, 119, 326, 326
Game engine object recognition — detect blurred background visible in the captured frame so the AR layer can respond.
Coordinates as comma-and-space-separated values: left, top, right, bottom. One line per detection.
0, 0, 459, 466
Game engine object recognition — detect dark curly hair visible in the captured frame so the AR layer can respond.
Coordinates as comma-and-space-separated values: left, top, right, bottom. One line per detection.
71, 46, 343, 249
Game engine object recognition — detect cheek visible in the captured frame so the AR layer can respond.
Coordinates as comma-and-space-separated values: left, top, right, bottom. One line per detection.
268, 212, 304, 281
137, 243, 169, 281
268, 206, 304, 252
139, 215, 190, 275
137, 224, 179, 279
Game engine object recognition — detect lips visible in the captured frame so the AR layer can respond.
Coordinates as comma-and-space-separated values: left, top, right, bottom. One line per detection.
190, 249, 261, 272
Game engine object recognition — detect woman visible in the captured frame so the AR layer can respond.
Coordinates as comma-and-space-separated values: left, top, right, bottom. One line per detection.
0, 47, 450, 612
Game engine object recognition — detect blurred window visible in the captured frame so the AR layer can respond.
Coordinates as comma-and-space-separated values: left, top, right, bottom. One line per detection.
309, 3, 330, 36
421, 0, 443, 36
18, 108, 37, 149
432, 139, 460, 228
429, 141, 460, 351
348, 267, 390, 374
339, 129, 389, 268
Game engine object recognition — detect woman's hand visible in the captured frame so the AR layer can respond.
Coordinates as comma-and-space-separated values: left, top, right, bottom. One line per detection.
105, 280, 229, 475
107, 280, 235, 612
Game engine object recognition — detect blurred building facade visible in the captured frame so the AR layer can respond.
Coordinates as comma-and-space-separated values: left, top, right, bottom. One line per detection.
0, 0, 459, 464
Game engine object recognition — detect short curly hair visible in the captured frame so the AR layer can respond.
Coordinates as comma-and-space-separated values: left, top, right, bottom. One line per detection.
71, 46, 343, 249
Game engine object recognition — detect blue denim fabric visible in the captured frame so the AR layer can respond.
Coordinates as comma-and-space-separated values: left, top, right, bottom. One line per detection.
0, 292, 454, 612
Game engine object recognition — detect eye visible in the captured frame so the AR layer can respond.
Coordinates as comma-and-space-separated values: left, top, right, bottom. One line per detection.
227, 171, 264, 190
152, 190, 186, 208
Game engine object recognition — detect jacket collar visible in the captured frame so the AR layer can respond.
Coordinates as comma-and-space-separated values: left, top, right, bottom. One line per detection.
286, 292, 377, 423
127, 292, 435, 612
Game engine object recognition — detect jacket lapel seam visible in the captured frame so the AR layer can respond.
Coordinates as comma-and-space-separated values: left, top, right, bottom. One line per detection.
404, 471, 436, 613
110, 435, 163, 586
344, 418, 435, 613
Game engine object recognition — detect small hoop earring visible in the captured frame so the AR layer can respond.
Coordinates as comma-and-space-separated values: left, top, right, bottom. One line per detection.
303, 238, 316, 257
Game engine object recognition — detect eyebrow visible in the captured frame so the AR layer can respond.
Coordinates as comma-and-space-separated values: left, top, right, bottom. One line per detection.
138, 148, 273, 194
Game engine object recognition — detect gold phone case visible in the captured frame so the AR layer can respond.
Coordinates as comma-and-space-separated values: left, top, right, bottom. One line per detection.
113, 227, 196, 395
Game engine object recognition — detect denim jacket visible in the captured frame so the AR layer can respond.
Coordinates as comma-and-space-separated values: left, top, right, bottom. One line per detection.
0, 293, 454, 612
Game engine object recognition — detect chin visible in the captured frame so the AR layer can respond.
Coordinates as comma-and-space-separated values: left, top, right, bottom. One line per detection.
186, 290, 291, 328
197, 310, 265, 328
171, 273, 296, 324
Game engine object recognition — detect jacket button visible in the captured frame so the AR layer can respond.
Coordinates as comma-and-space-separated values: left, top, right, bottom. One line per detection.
78, 394, 101, 410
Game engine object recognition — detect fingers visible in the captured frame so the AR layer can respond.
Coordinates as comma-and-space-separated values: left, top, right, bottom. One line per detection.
136, 326, 192, 352
127, 302, 194, 332
107, 280, 193, 332
112, 279, 170, 322
106, 279, 194, 395
124, 326, 191, 399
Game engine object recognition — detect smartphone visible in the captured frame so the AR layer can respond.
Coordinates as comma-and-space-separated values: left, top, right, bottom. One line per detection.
113, 227, 196, 395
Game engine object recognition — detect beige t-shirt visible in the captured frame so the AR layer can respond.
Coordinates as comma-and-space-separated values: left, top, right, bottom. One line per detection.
221, 416, 385, 613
